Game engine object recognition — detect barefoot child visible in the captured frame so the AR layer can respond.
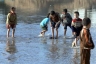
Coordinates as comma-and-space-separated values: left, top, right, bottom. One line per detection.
61, 9, 72, 38
71, 11, 82, 47
49, 11, 60, 39
80, 18, 95, 64
6, 7, 17, 37
39, 13, 50, 36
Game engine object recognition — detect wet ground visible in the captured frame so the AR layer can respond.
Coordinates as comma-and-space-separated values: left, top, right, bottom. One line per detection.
0, 2, 96, 63
0, 20, 96, 64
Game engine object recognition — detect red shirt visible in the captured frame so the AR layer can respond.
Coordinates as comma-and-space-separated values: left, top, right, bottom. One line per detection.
72, 18, 82, 27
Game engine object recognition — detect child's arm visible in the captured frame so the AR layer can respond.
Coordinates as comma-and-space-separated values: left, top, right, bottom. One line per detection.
84, 29, 94, 49
6, 13, 11, 24
50, 21, 52, 27
90, 34, 95, 49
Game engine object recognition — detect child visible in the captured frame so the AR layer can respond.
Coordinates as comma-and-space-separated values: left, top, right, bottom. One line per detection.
80, 18, 95, 64
6, 7, 17, 37
61, 9, 72, 38
71, 11, 82, 47
39, 13, 50, 36
49, 11, 60, 39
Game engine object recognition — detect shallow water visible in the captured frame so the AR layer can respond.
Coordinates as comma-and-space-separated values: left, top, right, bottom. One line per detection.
0, 1, 96, 64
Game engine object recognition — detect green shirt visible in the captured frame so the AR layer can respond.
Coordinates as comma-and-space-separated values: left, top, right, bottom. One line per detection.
6, 13, 17, 25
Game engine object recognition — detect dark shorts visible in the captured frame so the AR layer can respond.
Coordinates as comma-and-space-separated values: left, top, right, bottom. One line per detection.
64, 23, 71, 29
41, 25, 48, 31
51, 22, 60, 29
71, 26, 82, 37
6, 24, 16, 29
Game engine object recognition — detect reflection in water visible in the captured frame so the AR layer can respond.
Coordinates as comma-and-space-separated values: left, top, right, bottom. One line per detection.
49, 39, 59, 62
6, 38, 17, 63
6, 38, 16, 54
40, 37, 47, 44
72, 49, 80, 64
50, 39, 58, 53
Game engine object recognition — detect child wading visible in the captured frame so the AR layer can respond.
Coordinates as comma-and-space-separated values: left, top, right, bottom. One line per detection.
49, 11, 60, 39
80, 18, 95, 64
39, 13, 50, 36
71, 11, 82, 47
6, 7, 17, 37
61, 9, 72, 38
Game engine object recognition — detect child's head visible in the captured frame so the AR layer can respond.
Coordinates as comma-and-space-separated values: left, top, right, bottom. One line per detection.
82, 18, 91, 28
47, 13, 50, 18
49, 11, 55, 18
10, 7, 16, 13
62, 9, 67, 14
50, 11, 55, 15
74, 11, 79, 18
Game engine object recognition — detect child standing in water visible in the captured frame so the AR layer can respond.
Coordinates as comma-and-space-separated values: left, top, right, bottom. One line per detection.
61, 9, 72, 38
39, 13, 50, 36
6, 7, 17, 37
80, 18, 95, 64
71, 11, 82, 47
49, 11, 60, 39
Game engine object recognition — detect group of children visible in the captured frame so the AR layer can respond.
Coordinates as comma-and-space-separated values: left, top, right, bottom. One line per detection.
6, 7, 95, 64
40, 9, 83, 46
39, 9, 95, 64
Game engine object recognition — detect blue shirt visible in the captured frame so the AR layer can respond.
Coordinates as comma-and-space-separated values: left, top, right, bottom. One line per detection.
40, 18, 49, 26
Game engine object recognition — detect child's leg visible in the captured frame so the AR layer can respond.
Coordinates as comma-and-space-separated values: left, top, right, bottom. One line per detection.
71, 26, 77, 36
12, 25, 16, 37
42, 30, 46, 35
7, 28, 10, 37
64, 24, 67, 36
7, 29, 10, 37
41, 26, 47, 35
51, 27, 54, 38
12, 28, 15, 37
72, 38, 77, 47
6, 24, 10, 37
56, 28, 58, 38
74, 37, 77, 46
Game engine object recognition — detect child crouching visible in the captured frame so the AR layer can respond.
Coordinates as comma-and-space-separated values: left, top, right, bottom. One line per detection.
39, 13, 50, 36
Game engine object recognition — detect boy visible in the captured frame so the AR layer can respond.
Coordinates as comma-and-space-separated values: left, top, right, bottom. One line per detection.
61, 9, 72, 38
50, 11, 60, 39
71, 11, 82, 47
80, 18, 95, 64
6, 7, 17, 37
39, 13, 50, 36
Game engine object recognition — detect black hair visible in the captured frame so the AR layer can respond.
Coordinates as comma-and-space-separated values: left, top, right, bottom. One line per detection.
11, 7, 15, 10
47, 13, 50, 18
63, 9, 67, 13
74, 11, 79, 16
50, 11, 55, 15
82, 17, 91, 26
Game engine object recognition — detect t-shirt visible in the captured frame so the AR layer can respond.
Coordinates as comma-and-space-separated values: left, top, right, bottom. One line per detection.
6, 12, 17, 25
61, 13, 72, 24
71, 18, 82, 27
40, 18, 49, 27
